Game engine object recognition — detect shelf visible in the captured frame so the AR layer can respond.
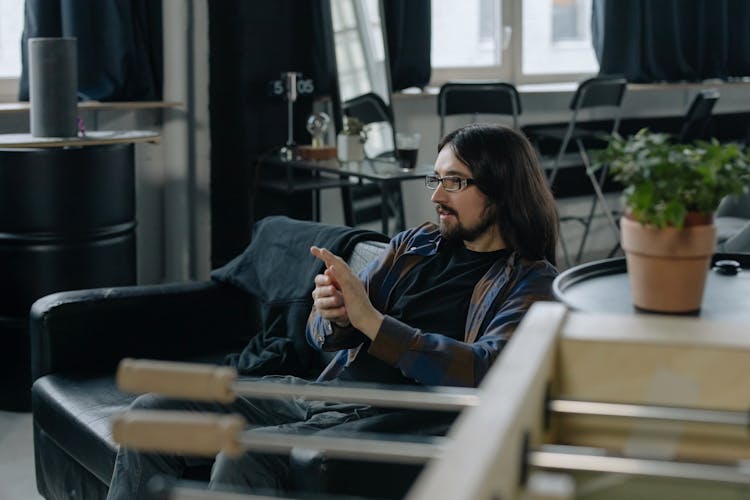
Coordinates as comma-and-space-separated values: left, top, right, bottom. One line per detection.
0, 130, 160, 148
0, 101, 182, 115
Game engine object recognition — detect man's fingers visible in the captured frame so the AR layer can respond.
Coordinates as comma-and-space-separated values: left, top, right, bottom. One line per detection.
323, 268, 341, 289
314, 274, 331, 286
311, 284, 337, 300
315, 295, 344, 310
319, 306, 347, 321
312, 246, 349, 269
326, 265, 354, 290
310, 246, 339, 267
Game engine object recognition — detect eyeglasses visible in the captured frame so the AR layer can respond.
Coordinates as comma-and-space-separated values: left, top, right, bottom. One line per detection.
424, 175, 476, 192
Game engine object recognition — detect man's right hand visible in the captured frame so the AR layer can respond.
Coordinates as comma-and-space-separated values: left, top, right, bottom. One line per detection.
311, 272, 351, 327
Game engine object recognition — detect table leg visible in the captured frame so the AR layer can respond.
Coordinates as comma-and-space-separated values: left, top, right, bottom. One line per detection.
381, 182, 389, 235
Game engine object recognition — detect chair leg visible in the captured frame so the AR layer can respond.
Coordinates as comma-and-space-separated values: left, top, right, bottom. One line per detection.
558, 231, 573, 269
394, 188, 406, 233
340, 183, 355, 227
574, 189, 599, 264
575, 139, 620, 263
607, 241, 622, 258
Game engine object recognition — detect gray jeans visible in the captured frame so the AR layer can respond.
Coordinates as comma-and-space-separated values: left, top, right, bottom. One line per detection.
106, 375, 379, 500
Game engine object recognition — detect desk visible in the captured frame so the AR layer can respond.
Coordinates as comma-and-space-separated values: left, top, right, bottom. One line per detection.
257, 155, 433, 234
553, 254, 750, 323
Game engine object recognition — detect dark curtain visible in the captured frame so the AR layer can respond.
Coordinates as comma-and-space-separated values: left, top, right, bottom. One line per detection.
208, 0, 430, 267
592, 0, 750, 82
208, 0, 336, 267
383, 0, 431, 90
19, 0, 162, 101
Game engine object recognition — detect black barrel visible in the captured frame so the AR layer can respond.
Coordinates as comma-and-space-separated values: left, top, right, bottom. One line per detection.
0, 144, 136, 410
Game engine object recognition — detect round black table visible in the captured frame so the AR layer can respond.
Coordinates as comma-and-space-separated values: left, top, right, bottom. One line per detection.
553, 253, 750, 323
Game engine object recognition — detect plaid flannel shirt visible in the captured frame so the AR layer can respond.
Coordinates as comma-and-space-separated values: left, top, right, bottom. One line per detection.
306, 222, 558, 387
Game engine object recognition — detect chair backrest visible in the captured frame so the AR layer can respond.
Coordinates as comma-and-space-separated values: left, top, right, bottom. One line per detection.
342, 92, 396, 159
569, 75, 627, 111
438, 81, 521, 137
562, 75, 628, 144
343, 92, 393, 126
340, 93, 402, 229
678, 89, 719, 143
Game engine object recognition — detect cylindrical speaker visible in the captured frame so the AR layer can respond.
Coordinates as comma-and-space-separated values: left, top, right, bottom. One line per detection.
28, 37, 78, 138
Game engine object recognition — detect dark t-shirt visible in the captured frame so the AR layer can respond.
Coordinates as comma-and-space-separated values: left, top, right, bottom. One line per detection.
339, 241, 510, 384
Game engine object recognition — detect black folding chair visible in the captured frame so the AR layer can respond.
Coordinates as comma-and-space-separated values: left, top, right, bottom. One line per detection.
527, 75, 627, 266
678, 89, 719, 143
342, 92, 405, 234
437, 81, 522, 138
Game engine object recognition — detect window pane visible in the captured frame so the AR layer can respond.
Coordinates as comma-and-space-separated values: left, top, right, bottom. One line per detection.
432, 0, 502, 68
552, 0, 580, 41
0, 0, 24, 77
332, 0, 389, 103
522, 0, 599, 75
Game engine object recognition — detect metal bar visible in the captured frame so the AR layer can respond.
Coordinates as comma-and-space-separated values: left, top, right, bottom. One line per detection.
529, 448, 750, 486
577, 139, 620, 242
550, 399, 749, 426
235, 377, 748, 426
238, 430, 445, 465
232, 379, 481, 412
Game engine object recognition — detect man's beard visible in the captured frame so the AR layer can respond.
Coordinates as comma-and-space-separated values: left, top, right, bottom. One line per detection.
437, 203, 497, 243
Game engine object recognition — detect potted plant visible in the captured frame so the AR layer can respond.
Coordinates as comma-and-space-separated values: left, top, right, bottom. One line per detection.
337, 115, 367, 162
594, 128, 750, 313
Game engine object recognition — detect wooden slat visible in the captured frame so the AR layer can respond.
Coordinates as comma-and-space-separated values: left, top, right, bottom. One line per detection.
408, 302, 568, 500
555, 311, 750, 462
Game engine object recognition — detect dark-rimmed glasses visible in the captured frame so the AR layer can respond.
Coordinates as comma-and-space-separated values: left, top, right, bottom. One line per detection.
424, 175, 476, 192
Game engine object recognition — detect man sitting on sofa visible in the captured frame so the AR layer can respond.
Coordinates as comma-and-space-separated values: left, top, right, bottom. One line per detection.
107, 124, 560, 499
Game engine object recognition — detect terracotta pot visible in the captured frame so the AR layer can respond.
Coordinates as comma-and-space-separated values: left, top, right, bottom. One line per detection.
620, 216, 717, 313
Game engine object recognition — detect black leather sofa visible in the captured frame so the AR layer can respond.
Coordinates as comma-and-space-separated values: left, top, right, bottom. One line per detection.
30, 218, 415, 500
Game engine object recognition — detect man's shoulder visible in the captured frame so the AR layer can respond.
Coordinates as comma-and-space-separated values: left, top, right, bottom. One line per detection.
509, 256, 558, 298
391, 222, 441, 246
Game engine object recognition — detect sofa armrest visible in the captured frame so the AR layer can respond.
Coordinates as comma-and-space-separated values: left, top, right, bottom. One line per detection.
30, 281, 258, 380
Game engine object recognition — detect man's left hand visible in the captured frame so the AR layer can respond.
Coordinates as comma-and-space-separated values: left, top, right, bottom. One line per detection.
310, 246, 384, 340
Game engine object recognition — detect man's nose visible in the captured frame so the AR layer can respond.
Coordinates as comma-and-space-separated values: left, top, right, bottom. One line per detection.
430, 185, 446, 204
430, 182, 448, 203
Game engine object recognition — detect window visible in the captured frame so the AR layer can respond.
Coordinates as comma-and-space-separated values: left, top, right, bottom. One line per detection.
432, 0, 504, 69
0, 0, 24, 100
431, 0, 599, 84
522, 0, 598, 75
331, 0, 389, 103
0, 0, 23, 77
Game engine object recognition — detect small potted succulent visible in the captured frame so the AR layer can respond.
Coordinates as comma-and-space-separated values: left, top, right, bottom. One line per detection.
337, 115, 367, 162
594, 128, 750, 313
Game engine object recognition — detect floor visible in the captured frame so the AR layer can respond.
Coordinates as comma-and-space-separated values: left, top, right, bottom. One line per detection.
0, 194, 621, 500
0, 410, 41, 499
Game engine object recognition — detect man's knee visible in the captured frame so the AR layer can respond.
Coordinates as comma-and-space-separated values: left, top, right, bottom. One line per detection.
210, 451, 289, 491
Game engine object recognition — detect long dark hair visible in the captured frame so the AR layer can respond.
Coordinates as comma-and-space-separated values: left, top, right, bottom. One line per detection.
438, 124, 559, 265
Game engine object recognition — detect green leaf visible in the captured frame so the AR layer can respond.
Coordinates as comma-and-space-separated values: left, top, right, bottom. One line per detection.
592, 129, 750, 227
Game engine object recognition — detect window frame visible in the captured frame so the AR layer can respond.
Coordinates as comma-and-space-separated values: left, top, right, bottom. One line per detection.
0, 76, 19, 101
429, 0, 599, 87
